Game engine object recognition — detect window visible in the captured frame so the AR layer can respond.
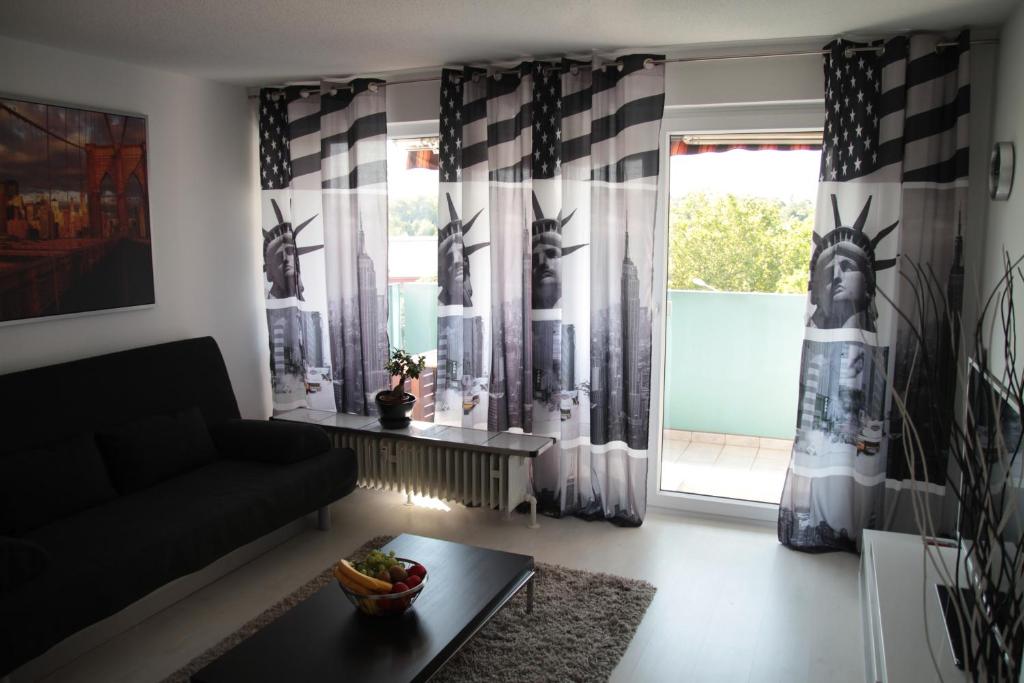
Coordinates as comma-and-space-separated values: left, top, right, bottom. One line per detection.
387, 136, 439, 420
659, 130, 821, 504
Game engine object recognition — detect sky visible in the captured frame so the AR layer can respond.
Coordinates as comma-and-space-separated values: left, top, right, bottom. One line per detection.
0, 99, 147, 196
670, 149, 820, 203
387, 139, 437, 201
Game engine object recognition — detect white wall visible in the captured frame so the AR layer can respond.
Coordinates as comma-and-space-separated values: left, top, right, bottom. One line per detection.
978, 4, 1024, 380
0, 36, 270, 418
386, 52, 824, 124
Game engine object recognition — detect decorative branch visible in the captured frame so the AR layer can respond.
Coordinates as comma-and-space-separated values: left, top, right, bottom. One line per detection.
892, 250, 1024, 680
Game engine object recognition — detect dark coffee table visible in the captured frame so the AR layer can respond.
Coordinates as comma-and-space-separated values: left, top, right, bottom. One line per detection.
191, 534, 535, 683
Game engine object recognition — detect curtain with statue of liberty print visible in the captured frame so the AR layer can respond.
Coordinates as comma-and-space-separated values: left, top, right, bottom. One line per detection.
436, 56, 665, 525
257, 81, 390, 415
778, 33, 970, 551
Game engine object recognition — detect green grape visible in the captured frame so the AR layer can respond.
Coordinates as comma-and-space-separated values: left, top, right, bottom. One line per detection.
355, 549, 399, 577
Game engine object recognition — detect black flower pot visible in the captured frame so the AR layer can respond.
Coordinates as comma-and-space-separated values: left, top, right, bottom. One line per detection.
375, 391, 416, 429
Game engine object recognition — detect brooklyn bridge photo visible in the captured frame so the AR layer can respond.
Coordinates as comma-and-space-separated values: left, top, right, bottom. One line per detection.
0, 97, 154, 324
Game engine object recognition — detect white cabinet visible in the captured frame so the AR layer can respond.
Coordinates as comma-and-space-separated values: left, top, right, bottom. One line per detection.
860, 530, 969, 683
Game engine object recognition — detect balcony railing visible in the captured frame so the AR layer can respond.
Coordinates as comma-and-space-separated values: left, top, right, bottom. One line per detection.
386, 285, 804, 437
387, 282, 438, 356
664, 289, 805, 439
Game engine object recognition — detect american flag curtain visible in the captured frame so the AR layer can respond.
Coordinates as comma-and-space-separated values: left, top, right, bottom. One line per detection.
438, 56, 664, 525
258, 81, 390, 415
778, 33, 970, 551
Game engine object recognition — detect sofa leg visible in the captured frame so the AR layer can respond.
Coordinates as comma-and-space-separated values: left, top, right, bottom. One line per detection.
317, 505, 331, 531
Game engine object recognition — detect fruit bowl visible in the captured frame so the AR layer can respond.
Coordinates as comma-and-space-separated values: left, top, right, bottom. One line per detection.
334, 557, 428, 616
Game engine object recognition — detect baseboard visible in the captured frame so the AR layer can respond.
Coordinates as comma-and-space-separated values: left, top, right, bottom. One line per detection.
8, 512, 318, 682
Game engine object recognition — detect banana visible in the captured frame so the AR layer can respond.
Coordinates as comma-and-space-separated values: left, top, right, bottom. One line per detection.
359, 597, 378, 615
335, 559, 393, 594
334, 564, 373, 596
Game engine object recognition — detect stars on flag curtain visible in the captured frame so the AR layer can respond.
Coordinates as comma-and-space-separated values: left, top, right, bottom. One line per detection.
257, 81, 390, 415
821, 43, 892, 181
437, 56, 665, 526
778, 32, 971, 551
259, 93, 291, 190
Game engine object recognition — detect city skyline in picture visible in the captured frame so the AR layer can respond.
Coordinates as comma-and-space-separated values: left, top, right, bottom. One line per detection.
0, 96, 154, 324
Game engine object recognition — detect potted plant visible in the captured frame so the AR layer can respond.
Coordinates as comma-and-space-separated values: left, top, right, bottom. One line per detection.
375, 348, 426, 428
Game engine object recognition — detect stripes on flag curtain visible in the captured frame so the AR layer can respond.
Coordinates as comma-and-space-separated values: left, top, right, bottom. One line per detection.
778, 32, 970, 551
437, 56, 665, 525
257, 80, 390, 415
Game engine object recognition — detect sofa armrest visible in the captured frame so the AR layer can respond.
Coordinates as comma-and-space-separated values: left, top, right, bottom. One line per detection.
210, 419, 331, 464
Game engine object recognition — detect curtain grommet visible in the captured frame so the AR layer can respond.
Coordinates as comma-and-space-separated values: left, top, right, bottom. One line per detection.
616, 61, 624, 72
570, 65, 579, 76
369, 82, 379, 93
643, 58, 654, 70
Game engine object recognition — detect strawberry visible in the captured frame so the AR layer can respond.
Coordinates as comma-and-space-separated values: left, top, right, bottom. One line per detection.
392, 581, 410, 594
405, 575, 421, 589
407, 564, 426, 579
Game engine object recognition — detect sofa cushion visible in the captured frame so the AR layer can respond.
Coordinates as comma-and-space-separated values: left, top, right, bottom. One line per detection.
0, 537, 49, 594
0, 434, 118, 535
0, 449, 357, 675
97, 407, 219, 494
211, 419, 331, 464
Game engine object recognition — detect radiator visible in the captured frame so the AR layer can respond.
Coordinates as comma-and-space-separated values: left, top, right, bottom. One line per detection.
330, 433, 535, 520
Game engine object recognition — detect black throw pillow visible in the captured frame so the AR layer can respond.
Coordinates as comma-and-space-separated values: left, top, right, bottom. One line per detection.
0, 434, 118, 535
97, 406, 219, 494
211, 419, 331, 464
0, 537, 50, 593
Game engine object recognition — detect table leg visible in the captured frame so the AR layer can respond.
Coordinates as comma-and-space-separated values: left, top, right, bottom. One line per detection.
317, 505, 331, 531
526, 575, 535, 614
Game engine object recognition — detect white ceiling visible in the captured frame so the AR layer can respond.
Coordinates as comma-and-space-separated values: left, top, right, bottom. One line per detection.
0, 0, 1014, 86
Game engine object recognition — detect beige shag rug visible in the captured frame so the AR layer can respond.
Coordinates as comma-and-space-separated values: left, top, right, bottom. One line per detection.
165, 535, 655, 683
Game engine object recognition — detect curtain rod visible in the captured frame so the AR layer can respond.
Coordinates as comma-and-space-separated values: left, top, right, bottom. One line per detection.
250, 38, 997, 98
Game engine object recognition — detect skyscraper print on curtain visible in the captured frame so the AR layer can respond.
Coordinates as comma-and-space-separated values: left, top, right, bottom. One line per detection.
258, 81, 390, 415
438, 56, 664, 525
778, 33, 970, 551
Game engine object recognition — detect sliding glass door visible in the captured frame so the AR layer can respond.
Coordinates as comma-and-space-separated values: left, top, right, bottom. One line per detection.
648, 104, 824, 519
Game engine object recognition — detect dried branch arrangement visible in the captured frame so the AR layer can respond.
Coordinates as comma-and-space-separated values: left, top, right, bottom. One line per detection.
889, 251, 1024, 681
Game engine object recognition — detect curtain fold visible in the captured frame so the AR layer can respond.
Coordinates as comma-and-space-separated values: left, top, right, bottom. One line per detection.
778, 32, 970, 551
438, 56, 664, 525
258, 81, 390, 416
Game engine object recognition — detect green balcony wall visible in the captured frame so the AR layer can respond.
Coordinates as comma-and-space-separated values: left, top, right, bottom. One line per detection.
664, 290, 805, 439
388, 282, 438, 355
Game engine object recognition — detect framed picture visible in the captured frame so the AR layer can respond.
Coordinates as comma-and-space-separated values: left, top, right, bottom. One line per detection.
0, 95, 155, 325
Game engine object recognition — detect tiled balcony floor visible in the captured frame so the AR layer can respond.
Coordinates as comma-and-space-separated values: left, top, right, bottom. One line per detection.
660, 430, 793, 504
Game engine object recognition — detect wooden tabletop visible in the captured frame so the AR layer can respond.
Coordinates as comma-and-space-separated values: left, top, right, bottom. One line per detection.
192, 534, 535, 683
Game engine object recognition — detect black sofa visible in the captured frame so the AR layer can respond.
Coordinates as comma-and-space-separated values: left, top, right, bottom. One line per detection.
0, 337, 357, 676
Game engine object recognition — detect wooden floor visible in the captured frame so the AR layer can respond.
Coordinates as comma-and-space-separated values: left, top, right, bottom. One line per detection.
38, 489, 864, 683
